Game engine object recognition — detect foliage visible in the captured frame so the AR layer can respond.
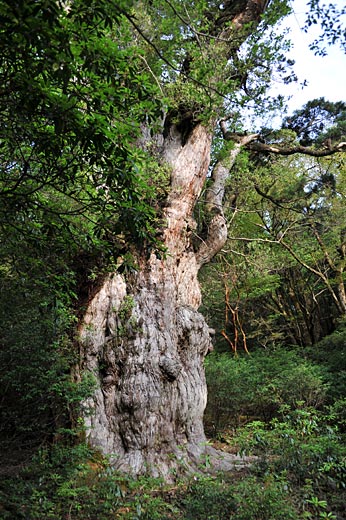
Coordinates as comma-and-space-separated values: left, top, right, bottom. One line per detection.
230, 475, 299, 520
130, 0, 296, 128
203, 333, 346, 520
178, 473, 298, 520
235, 406, 345, 481
0, 445, 299, 520
305, 0, 346, 55
0, 0, 163, 253
0, 268, 87, 446
2, 456, 122, 519
232, 404, 346, 518
306, 326, 346, 401
0, 443, 181, 520
0, 0, 165, 459
283, 97, 346, 146
178, 476, 237, 519
204, 348, 328, 433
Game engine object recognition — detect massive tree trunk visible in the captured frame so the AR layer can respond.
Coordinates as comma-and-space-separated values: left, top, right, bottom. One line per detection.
79, 125, 215, 478
77, 0, 269, 478
78, 124, 253, 478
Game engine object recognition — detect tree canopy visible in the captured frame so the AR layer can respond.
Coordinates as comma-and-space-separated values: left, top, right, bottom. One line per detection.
0, 0, 166, 275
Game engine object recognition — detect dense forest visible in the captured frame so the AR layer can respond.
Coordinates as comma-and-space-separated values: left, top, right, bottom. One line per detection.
1, 0, 346, 518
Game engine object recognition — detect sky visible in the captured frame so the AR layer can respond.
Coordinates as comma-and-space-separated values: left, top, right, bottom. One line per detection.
271, 0, 346, 115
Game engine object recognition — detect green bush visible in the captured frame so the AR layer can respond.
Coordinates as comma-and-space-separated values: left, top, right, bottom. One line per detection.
176, 473, 298, 520
306, 327, 346, 400
0, 444, 180, 520
204, 348, 328, 434
233, 405, 346, 516
179, 476, 236, 519
231, 475, 299, 520
0, 444, 124, 520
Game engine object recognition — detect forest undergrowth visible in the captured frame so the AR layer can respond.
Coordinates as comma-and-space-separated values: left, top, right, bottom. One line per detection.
1, 329, 346, 519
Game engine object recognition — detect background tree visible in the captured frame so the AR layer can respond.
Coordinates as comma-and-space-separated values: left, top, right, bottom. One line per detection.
201, 109, 346, 351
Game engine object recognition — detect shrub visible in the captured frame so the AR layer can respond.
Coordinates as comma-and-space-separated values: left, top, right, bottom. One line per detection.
231, 405, 346, 519
231, 475, 299, 520
179, 476, 236, 520
176, 473, 298, 520
0, 444, 180, 520
204, 348, 328, 434
234, 406, 346, 490
306, 327, 346, 400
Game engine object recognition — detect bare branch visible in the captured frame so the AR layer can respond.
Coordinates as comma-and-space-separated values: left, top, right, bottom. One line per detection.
278, 239, 344, 314
310, 224, 337, 272
228, 236, 279, 244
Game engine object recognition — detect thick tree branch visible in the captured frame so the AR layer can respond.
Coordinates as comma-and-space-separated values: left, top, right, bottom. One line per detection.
246, 140, 346, 156
196, 132, 258, 266
206, 132, 259, 215
195, 214, 228, 266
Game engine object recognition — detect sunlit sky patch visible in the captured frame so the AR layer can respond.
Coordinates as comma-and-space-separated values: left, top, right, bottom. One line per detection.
272, 0, 346, 114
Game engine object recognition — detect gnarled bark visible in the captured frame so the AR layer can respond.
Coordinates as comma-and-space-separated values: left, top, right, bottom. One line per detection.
78, 125, 212, 478
77, 121, 253, 478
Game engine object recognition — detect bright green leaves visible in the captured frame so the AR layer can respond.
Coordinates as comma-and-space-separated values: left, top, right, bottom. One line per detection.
0, 1, 166, 447
0, 0, 164, 261
126, 0, 294, 123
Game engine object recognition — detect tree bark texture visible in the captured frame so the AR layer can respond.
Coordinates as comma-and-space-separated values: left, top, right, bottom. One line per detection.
79, 125, 210, 477
78, 123, 252, 478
